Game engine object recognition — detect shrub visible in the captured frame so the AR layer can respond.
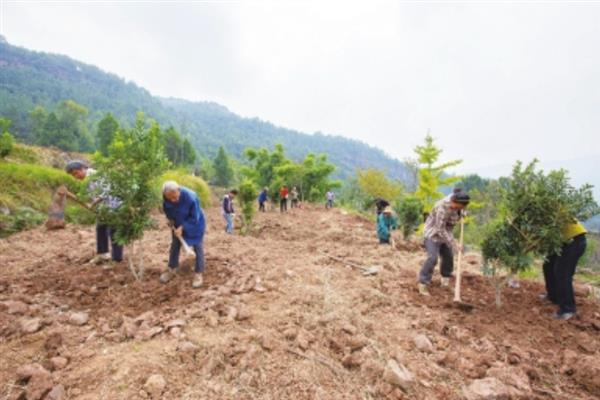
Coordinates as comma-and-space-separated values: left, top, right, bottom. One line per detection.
158, 170, 211, 208
395, 196, 423, 239
238, 179, 257, 235
0, 131, 15, 158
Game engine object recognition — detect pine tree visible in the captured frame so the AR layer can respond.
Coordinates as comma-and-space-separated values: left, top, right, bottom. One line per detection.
213, 146, 234, 187
414, 134, 462, 211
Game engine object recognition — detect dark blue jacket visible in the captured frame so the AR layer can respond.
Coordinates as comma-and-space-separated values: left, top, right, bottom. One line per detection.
163, 187, 205, 246
258, 190, 268, 203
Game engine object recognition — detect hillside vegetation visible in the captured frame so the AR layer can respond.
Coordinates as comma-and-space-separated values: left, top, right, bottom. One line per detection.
0, 38, 411, 182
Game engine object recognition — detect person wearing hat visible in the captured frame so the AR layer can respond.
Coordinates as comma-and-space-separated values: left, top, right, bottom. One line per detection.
418, 192, 470, 295
65, 160, 123, 265
377, 206, 398, 244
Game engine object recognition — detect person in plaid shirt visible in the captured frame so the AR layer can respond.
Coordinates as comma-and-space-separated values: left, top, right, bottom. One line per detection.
418, 192, 470, 296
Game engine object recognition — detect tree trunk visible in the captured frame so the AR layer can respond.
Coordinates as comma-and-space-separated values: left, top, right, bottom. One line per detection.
127, 242, 140, 281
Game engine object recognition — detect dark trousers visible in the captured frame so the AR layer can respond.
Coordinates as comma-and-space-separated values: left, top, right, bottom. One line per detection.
259, 202, 266, 212
291, 199, 298, 208
280, 199, 287, 212
543, 234, 586, 314
96, 224, 123, 261
168, 235, 205, 273
326, 200, 334, 209
379, 238, 390, 245
419, 239, 454, 284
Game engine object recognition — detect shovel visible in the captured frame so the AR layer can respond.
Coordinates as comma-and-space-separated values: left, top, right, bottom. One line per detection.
453, 217, 474, 312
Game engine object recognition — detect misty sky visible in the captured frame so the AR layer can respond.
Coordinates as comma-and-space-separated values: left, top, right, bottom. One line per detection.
2, 1, 600, 181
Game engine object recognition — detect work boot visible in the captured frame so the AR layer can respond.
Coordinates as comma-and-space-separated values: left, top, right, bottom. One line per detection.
159, 269, 176, 284
192, 273, 203, 289
440, 277, 450, 288
91, 253, 111, 265
554, 311, 575, 321
418, 283, 430, 296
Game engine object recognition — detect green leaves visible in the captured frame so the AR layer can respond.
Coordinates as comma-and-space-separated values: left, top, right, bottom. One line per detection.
238, 179, 257, 235
482, 160, 599, 271
414, 134, 462, 212
395, 196, 423, 239
92, 114, 168, 246
213, 146, 235, 187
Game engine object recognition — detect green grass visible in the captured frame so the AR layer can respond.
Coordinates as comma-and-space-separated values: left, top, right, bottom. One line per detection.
0, 159, 91, 236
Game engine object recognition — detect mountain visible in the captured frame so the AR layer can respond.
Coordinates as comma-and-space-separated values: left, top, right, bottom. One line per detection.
0, 37, 411, 183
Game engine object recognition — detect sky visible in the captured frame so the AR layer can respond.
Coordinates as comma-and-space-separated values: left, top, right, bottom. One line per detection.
2, 1, 600, 190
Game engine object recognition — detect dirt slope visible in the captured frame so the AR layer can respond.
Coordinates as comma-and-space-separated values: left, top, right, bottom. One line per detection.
1, 204, 599, 400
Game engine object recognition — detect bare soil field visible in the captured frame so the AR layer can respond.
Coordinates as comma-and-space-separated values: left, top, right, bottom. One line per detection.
1, 204, 599, 399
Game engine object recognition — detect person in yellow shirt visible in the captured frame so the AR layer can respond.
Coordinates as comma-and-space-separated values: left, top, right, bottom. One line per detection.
541, 220, 587, 320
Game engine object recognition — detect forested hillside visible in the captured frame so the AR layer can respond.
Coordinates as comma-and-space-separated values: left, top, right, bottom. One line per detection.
0, 37, 411, 182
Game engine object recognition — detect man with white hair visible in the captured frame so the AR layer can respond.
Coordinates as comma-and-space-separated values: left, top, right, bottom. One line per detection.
160, 180, 206, 288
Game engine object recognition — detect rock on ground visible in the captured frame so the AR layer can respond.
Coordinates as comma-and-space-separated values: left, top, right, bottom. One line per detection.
382, 359, 414, 391
144, 374, 167, 399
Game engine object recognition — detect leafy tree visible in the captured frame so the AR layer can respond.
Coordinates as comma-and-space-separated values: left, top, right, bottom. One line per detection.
163, 126, 183, 165
96, 113, 119, 156
458, 174, 490, 193
238, 179, 257, 235
213, 146, 235, 187
481, 160, 599, 307
357, 168, 403, 208
182, 138, 196, 166
0, 132, 15, 159
395, 195, 424, 239
56, 100, 93, 151
0, 118, 14, 159
414, 134, 462, 211
0, 117, 11, 134
92, 113, 168, 280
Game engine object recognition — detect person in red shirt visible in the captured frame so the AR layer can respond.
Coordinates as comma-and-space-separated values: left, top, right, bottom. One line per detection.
280, 185, 289, 213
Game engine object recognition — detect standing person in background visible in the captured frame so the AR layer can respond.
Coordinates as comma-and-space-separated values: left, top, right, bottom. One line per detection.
223, 189, 238, 234
326, 190, 335, 209
290, 186, 299, 209
280, 185, 289, 213
65, 160, 123, 265
258, 187, 268, 212
541, 220, 587, 320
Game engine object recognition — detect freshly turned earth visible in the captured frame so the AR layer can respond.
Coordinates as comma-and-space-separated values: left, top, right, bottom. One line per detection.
1, 203, 599, 399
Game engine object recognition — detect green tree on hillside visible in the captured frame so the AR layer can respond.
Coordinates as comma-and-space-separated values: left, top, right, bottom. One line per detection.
182, 138, 196, 166
0, 118, 15, 158
96, 113, 120, 156
357, 169, 403, 206
30, 100, 93, 152
163, 127, 183, 165
414, 134, 462, 211
56, 100, 93, 151
213, 146, 235, 187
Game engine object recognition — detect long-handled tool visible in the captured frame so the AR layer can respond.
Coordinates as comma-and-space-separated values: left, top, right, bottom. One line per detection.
453, 217, 474, 311
168, 220, 195, 258
46, 185, 91, 229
